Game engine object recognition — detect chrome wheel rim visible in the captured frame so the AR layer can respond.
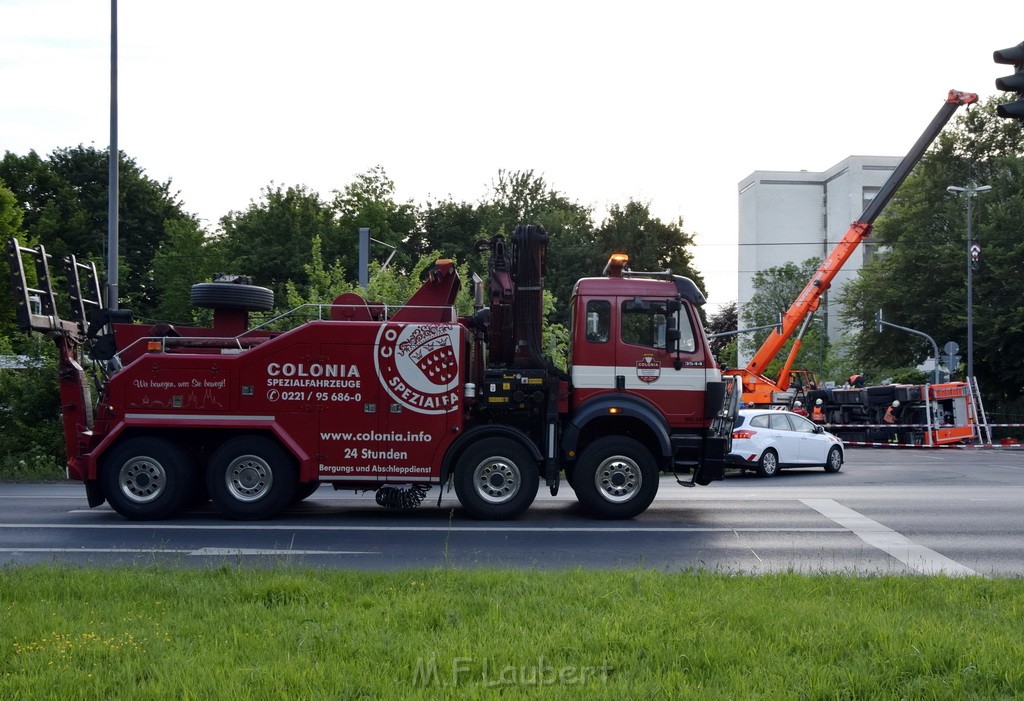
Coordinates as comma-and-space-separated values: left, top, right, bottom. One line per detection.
829, 449, 842, 470
472, 456, 521, 504
225, 454, 273, 502
763, 452, 778, 475
594, 455, 642, 503
118, 456, 167, 504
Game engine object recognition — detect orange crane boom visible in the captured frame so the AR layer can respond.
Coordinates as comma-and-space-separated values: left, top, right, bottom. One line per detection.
730, 90, 978, 404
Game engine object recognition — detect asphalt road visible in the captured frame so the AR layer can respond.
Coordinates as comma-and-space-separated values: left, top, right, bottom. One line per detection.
2, 447, 1022, 576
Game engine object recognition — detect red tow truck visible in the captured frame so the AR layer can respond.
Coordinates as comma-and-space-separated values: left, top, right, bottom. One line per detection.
7, 224, 739, 520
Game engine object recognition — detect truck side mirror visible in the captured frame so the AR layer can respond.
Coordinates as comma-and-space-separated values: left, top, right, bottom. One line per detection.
664, 299, 681, 314
665, 318, 681, 353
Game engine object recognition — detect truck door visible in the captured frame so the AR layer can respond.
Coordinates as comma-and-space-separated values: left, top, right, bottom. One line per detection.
615, 297, 705, 424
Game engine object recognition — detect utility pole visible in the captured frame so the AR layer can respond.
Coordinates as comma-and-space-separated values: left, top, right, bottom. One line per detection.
945, 183, 991, 381
107, 0, 119, 310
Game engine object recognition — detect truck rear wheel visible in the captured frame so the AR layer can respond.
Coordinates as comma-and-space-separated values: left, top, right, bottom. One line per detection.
454, 438, 539, 519
573, 436, 659, 519
207, 436, 297, 520
101, 437, 194, 520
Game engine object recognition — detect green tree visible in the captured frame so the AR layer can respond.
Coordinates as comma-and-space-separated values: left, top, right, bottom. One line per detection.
0, 342, 64, 478
740, 258, 829, 381
416, 198, 490, 272
220, 184, 342, 301
284, 235, 356, 310
331, 166, 418, 276
707, 301, 738, 368
150, 219, 227, 324
0, 180, 30, 345
837, 96, 1024, 399
0, 146, 195, 315
593, 200, 705, 293
480, 170, 595, 319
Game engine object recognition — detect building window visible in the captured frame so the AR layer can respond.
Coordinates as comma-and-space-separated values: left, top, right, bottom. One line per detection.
862, 186, 880, 212
862, 186, 882, 264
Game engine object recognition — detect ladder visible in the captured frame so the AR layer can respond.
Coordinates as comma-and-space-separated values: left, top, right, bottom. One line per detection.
967, 376, 992, 445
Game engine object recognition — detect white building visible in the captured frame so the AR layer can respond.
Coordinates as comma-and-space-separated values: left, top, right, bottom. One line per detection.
736, 155, 901, 366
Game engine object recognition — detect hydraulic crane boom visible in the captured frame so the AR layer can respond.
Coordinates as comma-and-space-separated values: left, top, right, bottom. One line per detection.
732, 90, 978, 403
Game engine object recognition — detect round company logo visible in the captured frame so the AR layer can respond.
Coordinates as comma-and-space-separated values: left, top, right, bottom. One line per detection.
374, 323, 461, 415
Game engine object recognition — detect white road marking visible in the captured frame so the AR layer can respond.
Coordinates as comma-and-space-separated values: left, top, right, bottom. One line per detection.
0, 523, 845, 533
801, 498, 978, 577
0, 547, 377, 556
189, 548, 376, 556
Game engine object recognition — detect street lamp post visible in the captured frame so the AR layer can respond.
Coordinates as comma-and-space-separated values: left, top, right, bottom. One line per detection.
945, 182, 992, 382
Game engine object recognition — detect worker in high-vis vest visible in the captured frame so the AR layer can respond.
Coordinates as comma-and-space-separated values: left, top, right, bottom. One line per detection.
811, 398, 825, 423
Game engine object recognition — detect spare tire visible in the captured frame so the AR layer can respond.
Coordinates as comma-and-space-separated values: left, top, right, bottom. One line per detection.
190, 282, 274, 311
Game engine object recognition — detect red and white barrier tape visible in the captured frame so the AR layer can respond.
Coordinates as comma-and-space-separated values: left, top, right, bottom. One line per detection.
844, 441, 1023, 449
822, 422, 1024, 430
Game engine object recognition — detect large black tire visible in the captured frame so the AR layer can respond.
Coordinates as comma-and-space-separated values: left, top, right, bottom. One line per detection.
454, 438, 539, 519
101, 437, 195, 520
190, 282, 274, 312
573, 436, 659, 519
755, 449, 780, 478
824, 446, 843, 473
207, 436, 297, 520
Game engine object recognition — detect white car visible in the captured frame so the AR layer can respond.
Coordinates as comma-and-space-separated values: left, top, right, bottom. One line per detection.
727, 409, 844, 477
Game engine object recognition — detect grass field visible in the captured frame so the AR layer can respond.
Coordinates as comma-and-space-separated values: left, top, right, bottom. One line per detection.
1, 566, 1022, 699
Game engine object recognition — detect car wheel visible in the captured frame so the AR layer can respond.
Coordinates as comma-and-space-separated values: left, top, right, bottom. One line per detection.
824, 446, 843, 473
755, 449, 779, 478
573, 436, 659, 519
207, 436, 297, 519
454, 438, 539, 519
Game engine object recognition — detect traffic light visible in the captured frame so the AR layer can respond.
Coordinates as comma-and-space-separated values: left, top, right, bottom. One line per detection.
994, 41, 1024, 121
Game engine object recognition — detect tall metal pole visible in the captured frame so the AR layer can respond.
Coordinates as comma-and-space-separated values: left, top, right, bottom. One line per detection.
966, 192, 973, 381
946, 182, 991, 382
107, 0, 119, 310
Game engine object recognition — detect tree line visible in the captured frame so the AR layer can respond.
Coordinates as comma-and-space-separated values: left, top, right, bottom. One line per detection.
0, 153, 704, 328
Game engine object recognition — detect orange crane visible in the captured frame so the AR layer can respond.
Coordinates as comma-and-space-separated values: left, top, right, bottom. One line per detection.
728, 90, 978, 406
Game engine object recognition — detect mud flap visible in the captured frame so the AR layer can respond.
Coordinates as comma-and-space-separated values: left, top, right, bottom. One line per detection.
694, 436, 728, 485
84, 479, 105, 508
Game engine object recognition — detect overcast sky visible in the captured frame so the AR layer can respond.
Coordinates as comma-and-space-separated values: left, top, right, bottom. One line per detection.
1, 0, 1018, 312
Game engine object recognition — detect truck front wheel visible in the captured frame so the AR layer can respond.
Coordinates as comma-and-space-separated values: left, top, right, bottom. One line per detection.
573, 436, 659, 519
454, 438, 539, 519
102, 437, 194, 520
207, 436, 297, 520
